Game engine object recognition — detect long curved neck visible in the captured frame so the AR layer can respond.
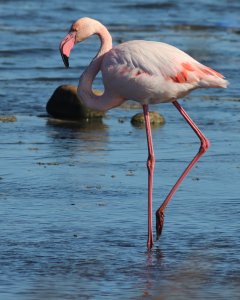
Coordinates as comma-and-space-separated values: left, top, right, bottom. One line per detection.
78, 23, 123, 111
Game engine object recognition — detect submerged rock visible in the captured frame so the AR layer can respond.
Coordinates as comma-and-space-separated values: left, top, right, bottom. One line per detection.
131, 111, 165, 127
46, 85, 105, 120
0, 116, 17, 122
120, 100, 142, 109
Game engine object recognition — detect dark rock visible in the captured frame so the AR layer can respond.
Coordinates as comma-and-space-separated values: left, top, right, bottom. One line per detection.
46, 85, 105, 120
131, 111, 165, 128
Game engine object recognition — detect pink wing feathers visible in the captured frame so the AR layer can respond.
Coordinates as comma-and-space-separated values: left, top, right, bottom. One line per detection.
169, 61, 226, 87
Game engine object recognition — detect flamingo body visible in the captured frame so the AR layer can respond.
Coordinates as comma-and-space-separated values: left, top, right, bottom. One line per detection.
101, 40, 227, 104
59, 17, 228, 250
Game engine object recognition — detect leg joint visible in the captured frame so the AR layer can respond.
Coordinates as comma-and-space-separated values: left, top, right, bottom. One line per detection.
147, 154, 155, 170
200, 137, 210, 153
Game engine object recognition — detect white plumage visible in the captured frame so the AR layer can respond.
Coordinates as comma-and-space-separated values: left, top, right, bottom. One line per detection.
101, 40, 228, 104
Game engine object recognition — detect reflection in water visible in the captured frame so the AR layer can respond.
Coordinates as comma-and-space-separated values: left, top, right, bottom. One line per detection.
46, 117, 107, 132
142, 247, 240, 300
46, 117, 109, 155
142, 248, 165, 298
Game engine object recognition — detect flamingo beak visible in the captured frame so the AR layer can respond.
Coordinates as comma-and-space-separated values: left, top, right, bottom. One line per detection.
59, 31, 77, 68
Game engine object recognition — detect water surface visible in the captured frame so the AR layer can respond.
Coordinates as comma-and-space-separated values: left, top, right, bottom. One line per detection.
0, 0, 239, 299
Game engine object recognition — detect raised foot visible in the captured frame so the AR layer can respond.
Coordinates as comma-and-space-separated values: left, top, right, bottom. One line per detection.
156, 209, 164, 240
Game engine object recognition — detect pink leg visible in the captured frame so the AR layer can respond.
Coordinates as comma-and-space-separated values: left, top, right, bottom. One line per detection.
156, 100, 210, 239
143, 104, 155, 250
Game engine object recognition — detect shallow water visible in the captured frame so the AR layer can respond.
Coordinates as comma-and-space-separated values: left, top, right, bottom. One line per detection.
0, 0, 240, 299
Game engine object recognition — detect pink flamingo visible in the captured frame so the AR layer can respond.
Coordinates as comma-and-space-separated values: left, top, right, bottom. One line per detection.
59, 17, 228, 250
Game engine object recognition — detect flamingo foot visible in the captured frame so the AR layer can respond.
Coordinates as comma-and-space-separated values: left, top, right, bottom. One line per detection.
147, 236, 154, 250
156, 209, 164, 240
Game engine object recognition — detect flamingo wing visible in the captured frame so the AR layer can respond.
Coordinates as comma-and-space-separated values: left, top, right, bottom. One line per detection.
101, 40, 227, 103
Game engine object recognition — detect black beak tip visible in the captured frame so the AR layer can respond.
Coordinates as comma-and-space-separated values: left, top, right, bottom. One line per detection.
61, 52, 69, 68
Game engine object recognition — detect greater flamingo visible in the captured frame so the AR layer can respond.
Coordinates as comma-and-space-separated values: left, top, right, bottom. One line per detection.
59, 17, 228, 250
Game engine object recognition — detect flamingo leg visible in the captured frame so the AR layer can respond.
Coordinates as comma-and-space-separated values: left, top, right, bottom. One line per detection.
143, 104, 155, 250
156, 100, 210, 240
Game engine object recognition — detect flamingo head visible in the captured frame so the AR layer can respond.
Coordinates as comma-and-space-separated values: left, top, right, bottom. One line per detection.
59, 17, 98, 68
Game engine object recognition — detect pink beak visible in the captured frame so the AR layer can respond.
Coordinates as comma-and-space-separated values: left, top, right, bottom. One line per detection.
59, 31, 77, 68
